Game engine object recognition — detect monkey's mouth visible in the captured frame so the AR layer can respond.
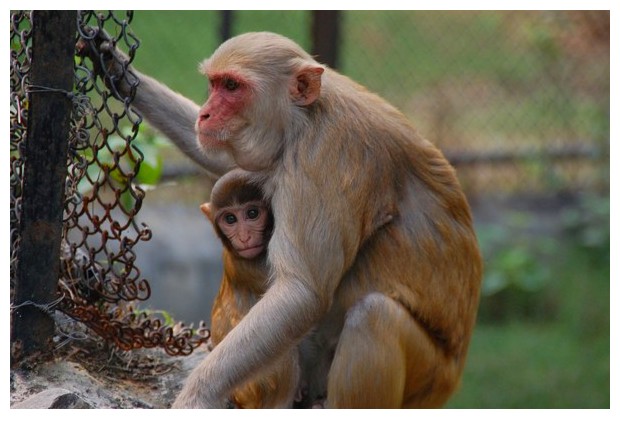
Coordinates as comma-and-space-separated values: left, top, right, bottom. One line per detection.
238, 245, 265, 259
197, 129, 230, 147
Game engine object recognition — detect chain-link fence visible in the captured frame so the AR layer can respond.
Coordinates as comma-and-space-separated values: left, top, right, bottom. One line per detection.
291, 11, 610, 195
10, 11, 209, 361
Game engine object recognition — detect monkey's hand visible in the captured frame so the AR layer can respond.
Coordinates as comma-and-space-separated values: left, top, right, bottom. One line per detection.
76, 26, 139, 99
172, 382, 229, 409
170, 358, 229, 409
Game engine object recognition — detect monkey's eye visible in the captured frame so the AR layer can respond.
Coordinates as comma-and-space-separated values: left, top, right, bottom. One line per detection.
224, 78, 240, 91
246, 208, 260, 220
224, 214, 237, 224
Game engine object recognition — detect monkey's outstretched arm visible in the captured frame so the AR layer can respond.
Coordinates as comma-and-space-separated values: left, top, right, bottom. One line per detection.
76, 28, 235, 178
172, 277, 325, 408
131, 72, 236, 178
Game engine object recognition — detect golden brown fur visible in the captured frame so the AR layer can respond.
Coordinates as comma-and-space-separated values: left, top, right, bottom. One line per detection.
178, 33, 482, 409
201, 170, 299, 408
79, 30, 482, 409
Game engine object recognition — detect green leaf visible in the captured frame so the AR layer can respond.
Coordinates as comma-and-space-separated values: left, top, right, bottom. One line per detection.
134, 141, 163, 185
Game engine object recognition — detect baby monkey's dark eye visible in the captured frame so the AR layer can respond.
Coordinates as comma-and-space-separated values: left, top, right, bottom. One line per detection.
224, 214, 237, 224
247, 208, 260, 219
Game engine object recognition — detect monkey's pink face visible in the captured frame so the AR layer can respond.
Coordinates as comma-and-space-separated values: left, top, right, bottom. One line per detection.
217, 202, 269, 259
196, 72, 251, 150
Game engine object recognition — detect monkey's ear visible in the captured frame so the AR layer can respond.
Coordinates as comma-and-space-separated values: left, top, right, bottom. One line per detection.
200, 203, 215, 223
290, 65, 324, 106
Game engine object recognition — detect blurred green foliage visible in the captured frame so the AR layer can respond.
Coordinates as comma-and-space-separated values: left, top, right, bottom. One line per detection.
128, 11, 609, 144
476, 221, 557, 323
449, 194, 609, 408
476, 193, 609, 323
561, 194, 610, 261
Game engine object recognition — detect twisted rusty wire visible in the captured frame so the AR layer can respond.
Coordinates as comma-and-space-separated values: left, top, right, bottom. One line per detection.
10, 11, 32, 295
10, 10, 209, 356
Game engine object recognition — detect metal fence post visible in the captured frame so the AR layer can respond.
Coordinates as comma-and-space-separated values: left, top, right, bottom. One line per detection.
221, 10, 233, 42
11, 10, 77, 361
311, 10, 341, 69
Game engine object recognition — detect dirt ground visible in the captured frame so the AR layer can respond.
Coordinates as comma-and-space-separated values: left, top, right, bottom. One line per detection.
10, 324, 209, 409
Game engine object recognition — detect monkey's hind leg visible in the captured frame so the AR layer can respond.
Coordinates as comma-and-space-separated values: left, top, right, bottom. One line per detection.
232, 351, 301, 408
326, 292, 453, 409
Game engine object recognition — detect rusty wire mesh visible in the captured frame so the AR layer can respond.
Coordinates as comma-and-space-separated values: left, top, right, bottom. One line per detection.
10, 10, 209, 356
9, 12, 30, 296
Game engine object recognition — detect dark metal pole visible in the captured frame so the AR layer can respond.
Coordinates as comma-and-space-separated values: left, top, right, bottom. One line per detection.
221, 10, 233, 43
12, 10, 77, 361
311, 10, 341, 69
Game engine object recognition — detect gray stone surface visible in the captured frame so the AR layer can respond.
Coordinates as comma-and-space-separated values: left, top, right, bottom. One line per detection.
12, 388, 92, 409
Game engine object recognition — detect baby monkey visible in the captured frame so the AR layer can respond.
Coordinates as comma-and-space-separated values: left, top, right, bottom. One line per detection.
201, 169, 301, 408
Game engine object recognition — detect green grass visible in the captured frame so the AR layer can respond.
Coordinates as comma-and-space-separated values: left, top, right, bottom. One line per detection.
448, 322, 609, 408
448, 240, 609, 408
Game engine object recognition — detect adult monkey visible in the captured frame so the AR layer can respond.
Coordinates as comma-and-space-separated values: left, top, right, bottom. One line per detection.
78, 30, 482, 408
200, 169, 301, 408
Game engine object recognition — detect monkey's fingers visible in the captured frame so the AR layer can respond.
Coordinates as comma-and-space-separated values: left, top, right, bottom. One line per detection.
76, 26, 137, 99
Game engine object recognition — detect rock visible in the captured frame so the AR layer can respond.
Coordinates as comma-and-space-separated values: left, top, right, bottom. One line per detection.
12, 388, 92, 409
10, 344, 210, 409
